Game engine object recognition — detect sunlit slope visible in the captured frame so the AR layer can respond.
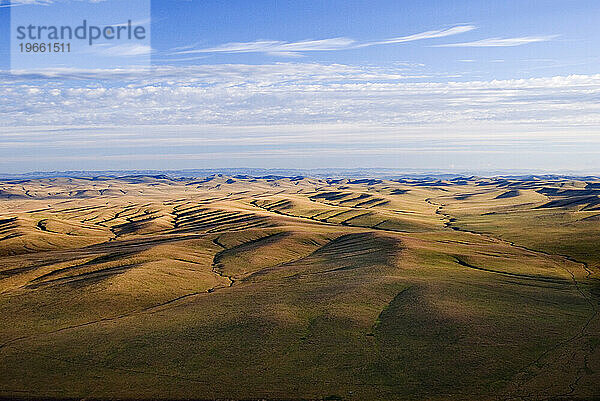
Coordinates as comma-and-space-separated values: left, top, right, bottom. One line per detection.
435, 178, 600, 273
0, 175, 598, 400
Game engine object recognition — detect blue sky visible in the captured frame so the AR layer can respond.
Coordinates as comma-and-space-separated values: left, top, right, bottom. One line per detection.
150, 0, 599, 79
1, 0, 600, 174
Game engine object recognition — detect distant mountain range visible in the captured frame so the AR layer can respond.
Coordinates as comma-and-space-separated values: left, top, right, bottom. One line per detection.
1, 168, 598, 181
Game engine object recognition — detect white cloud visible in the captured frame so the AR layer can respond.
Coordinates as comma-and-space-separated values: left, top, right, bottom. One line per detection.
362, 25, 476, 46
174, 38, 358, 57
110, 18, 151, 27
0, 0, 51, 6
434, 35, 558, 47
85, 43, 154, 57
173, 25, 475, 57
2, 65, 599, 172
0, 0, 105, 6
1, 64, 600, 130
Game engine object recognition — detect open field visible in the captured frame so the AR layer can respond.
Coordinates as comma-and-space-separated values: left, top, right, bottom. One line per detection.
0, 174, 599, 400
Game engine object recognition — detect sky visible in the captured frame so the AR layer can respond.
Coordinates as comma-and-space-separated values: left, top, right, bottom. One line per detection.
1, 0, 599, 174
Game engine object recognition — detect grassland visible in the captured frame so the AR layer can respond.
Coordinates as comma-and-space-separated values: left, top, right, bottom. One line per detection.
0, 174, 598, 400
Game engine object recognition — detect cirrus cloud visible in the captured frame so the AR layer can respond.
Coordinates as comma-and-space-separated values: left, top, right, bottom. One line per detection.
433, 35, 558, 47
172, 25, 476, 58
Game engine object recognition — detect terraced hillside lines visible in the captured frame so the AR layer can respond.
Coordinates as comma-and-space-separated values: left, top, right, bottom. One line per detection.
172, 204, 274, 234
1, 174, 600, 400
251, 195, 436, 234
309, 190, 390, 209
0, 217, 19, 242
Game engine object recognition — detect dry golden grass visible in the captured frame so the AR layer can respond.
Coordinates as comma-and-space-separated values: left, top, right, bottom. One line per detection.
0, 175, 598, 400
